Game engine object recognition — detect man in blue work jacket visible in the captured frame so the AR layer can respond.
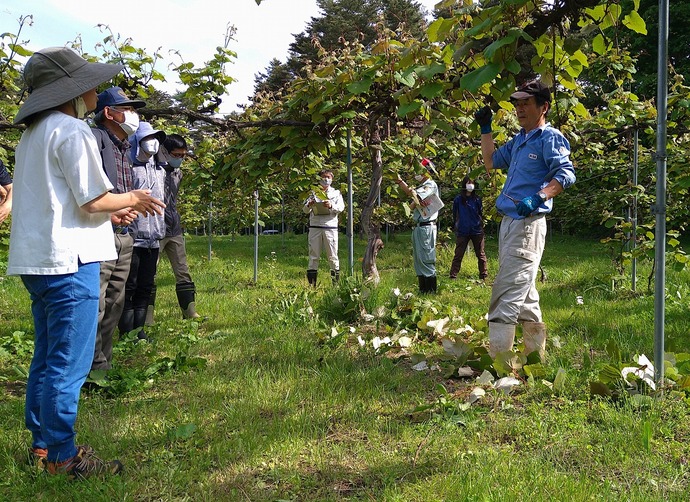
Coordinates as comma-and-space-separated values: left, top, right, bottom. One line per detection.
475, 80, 576, 360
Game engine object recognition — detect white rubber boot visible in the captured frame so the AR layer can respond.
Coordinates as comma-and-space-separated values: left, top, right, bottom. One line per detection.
488, 322, 516, 358
522, 321, 547, 361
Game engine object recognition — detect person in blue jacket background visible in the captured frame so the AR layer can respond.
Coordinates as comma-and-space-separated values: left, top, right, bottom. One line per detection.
450, 176, 487, 281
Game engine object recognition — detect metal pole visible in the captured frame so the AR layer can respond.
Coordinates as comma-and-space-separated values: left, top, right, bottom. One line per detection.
281, 192, 285, 249
207, 180, 213, 262
254, 190, 259, 284
654, 0, 669, 385
632, 129, 638, 292
347, 129, 354, 276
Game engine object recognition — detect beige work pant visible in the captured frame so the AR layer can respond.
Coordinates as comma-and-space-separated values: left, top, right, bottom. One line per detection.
488, 214, 546, 324
308, 227, 339, 271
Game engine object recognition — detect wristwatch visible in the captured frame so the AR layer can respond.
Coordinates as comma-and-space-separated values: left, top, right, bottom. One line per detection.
537, 191, 547, 201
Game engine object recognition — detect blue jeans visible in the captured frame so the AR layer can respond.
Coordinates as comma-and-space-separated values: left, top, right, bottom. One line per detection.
21, 262, 100, 463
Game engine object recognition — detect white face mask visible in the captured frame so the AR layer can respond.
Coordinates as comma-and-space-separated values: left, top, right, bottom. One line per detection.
320, 178, 332, 187
118, 111, 140, 137
72, 96, 88, 119
140, 138, 160, 156
414, 174, 424, 182
168, 158, 183, 168
465, 183, 475, 192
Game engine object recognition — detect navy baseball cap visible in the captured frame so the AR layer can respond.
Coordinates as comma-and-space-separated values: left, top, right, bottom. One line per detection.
96, 86, 146, 113
510, 80, 551, 102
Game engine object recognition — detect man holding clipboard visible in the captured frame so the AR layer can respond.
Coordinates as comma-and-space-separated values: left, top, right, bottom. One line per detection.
396, 158, 443, 293
303, 169, 345, 286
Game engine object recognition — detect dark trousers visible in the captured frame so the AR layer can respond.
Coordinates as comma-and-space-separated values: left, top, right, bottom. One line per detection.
124, 247, 160, 311
450, 233, 487, 279
93, 233, 133, 370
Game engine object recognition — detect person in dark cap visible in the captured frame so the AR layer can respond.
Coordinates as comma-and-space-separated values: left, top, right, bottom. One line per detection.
474, 79, 576, 361
90, 87, 157, 373
396, 157, 443, 293
8, 47, 164, 478
118, 122, 167, 340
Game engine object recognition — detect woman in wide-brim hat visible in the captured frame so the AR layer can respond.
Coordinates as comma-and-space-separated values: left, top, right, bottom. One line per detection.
8, 47, 164, 479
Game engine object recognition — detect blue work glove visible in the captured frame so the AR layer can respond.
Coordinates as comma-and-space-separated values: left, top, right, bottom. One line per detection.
474, 105, 493, 134
516, 193, 543, 217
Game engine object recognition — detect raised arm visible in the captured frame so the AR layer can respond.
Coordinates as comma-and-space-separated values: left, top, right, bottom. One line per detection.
475, 106, 495, 175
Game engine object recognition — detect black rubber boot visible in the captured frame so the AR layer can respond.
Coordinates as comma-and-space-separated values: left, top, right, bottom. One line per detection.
428, 275, 437, 293
418, 275, 426, 293
176, 282, 200, 319
145, 284, 156, 326
307, 269, 318, 287
133, 308, 148, 341
331, 269, 340, 284
118, 308, 134, 335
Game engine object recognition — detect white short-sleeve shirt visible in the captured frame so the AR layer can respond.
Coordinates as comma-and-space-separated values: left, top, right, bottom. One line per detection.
7, 111, 116, 275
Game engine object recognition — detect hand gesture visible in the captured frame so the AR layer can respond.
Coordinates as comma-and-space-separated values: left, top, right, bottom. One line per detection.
129, 190, 165, 217
111, 207, 138, 226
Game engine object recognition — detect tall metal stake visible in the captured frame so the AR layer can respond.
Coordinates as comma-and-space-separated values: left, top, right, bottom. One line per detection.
654, 0, 669, 385
207, 180, 213, 263
254, 190, 259, 284
632, 130, 638, 292
347, 129, 354, 276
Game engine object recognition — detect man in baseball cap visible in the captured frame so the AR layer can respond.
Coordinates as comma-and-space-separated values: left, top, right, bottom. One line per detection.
90, 86, 162, 375
474, 78, 575, 361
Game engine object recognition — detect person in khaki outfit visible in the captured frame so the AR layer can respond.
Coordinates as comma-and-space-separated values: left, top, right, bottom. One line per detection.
303, 169, 344, 286
475, 80, 575, 360
146, 134, 201, 322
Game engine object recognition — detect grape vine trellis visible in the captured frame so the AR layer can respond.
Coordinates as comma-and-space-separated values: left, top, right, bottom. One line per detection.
2, 1, 689, 284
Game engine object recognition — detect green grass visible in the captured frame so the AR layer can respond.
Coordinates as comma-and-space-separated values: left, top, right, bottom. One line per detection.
1, 231, 690, 501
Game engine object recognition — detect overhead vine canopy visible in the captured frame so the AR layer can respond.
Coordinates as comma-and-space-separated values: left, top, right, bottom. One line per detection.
2, 1, 689, 277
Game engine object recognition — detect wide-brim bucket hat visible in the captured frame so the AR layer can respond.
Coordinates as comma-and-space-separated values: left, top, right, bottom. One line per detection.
14, 46, 124, 125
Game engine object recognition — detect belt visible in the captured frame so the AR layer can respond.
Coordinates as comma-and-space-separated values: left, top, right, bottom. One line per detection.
113, 225, 129, 235
417, 221, 436, 227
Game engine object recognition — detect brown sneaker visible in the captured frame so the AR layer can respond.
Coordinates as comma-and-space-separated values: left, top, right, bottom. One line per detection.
29, 444, 95, 471
46, 445, 123, 479
28, 447, 48, 471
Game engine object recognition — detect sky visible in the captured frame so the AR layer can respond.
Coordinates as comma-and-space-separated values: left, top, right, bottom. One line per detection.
2, 0, 439, 114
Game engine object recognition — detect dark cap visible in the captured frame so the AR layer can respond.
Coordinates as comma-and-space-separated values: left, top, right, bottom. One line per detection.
96, 86, 146, 114
510, 80, 551, 102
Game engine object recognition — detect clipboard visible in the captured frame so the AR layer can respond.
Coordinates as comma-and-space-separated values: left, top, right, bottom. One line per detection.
312, 201, 331, 215
419, 192, 444, 218
310, 189, 332, 215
